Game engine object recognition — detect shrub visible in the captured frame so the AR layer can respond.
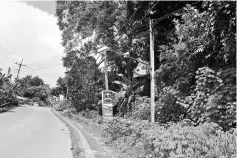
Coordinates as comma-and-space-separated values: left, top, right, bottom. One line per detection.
0, 70, 19, 107
102, 118, 133, 144
155, 86, 187, 124
54, 100, 73, 111
77, 109, 103, 124
61, 107, 77, 117
79, 109, 99, 119
177, 67, 236, 130
128, 87, 187, 124
101, 118, 237, 158
129, 96, 151, 120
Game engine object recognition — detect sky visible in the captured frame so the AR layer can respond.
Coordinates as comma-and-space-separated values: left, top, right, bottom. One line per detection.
0, 0, 65, 87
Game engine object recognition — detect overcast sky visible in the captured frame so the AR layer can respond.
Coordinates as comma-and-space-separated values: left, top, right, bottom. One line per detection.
0, 0, 65, 87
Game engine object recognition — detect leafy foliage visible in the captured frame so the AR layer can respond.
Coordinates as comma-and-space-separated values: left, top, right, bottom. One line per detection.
102, 118, 237, 158
155, 87, 187, 124
63, 55, 104, 112
56, 1, 236, 132
51, 76, 67, 97
155, 2, 236, 130
129, 95, 151, 120
112, 73, 146, 117
16, 75, 51, 106
0, 69, 18, 108
54, 100, 74, 111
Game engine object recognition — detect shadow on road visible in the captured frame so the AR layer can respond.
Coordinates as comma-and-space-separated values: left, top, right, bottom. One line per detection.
0, 105, 23, 114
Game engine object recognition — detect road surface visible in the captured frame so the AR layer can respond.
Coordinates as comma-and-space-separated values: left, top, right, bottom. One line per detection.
0, 105, 72, 158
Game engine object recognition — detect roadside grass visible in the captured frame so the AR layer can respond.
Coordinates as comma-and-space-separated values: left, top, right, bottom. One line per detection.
57, 108, 237, 158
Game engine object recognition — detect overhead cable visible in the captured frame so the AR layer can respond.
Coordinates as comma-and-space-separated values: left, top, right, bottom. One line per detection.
20, 63, 62, 73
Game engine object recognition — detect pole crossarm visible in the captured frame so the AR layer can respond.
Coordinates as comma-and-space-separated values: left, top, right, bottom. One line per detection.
15, 59, 26, 79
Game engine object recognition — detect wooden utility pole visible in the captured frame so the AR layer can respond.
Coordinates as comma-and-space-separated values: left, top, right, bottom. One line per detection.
104, 53, 109, 90
7, 67, 11, 77
15, 59, 26, 80
97, 46, 109, 90
149, 18, 155, 123
66, 85, 68, 100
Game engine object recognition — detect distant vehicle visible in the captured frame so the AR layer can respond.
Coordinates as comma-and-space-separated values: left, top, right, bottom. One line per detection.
59, 94, 65, 101
16, 96, 25, 104
33, 102, 39, 107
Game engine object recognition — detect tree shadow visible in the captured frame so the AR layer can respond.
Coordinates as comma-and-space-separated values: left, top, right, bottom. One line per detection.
0, 105, 22, 114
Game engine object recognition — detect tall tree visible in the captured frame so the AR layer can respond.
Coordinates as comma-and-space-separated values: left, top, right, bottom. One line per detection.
155, 1, 236, 129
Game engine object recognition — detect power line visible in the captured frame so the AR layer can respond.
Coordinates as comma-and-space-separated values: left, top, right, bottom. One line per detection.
0, 50, 14, 63
131, 1, 159, 31
127, 2, 145, 25
21, 2, 196, 73
153, 1, 200, 24
0, 44, 64, 75
26, 54, 63, 67
0, 43, 64, 70
112, 3, 146, 41
24, 56, 63, 69
98, 1, 201, 66
20, 63, 62, 73
0, 44, 20, 63
129, 1, 200, 38
114, 2, 158, 43
20, 54, 64, 71
21, 60, 62, 72
22, 57, 63, 70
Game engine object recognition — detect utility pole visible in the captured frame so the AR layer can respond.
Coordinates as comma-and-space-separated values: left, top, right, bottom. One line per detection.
66, 85, 68, 100
149, 18, 155, 123
15, 59, 26, 80
7, 67, 11, 77
97, 46, 109, 90
104, 53, 109, 90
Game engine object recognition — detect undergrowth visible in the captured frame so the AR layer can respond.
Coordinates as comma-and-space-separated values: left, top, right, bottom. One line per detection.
101, 118, 236, 158
54, 100, 236, 158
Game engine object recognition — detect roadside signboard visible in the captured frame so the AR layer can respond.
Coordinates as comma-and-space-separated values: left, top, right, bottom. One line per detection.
102, 90, 115, 119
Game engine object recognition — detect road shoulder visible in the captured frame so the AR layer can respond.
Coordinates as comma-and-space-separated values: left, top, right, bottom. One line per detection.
52, 110, 113, 158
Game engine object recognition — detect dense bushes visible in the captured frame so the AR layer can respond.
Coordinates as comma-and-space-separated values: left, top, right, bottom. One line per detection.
54, 100, 102, 123
155, 87, 187, 124
127, 92, 186, 124
16, 75, 51, 107
59, 56, 104, 113
0, 69, 18, 108
54, 100, 74, 111
174, 67, 237, 130
79, 109, 100, 119
55, 1, 236, 128
102, 118, 236, 158
54, 2, 236, 157
128, 96, 151, 120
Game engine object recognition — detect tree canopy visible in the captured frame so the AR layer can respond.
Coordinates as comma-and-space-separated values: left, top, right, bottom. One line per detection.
55, 1, 236, 130
16, 75, 51, 106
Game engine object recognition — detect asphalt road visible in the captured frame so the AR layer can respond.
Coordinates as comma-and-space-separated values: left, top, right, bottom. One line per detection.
0, 105, 72, 158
